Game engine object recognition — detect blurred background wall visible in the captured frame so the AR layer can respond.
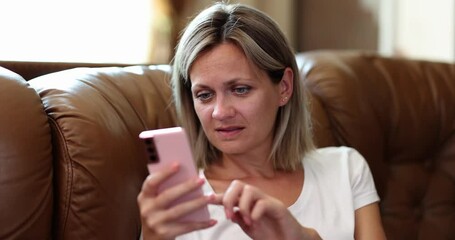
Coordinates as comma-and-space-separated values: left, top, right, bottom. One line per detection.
293, 0, 454, 63
0, 0, 453, 64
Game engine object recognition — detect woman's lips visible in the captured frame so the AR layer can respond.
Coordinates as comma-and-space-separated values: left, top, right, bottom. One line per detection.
215, 126, 244, 139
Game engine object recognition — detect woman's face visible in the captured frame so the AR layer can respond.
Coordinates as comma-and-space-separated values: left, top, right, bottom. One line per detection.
189, 43, 288, 157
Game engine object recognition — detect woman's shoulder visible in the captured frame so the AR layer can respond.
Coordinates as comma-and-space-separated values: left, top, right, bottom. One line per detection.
306, 146, 363, 159
303, 146, 368, 170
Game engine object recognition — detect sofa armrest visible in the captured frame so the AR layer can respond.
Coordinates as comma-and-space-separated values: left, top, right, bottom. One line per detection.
29, 65, 176, 239
0, 67, 53, 239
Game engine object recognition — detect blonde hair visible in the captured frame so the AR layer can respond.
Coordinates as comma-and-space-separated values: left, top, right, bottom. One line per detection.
172, 2, 314, 171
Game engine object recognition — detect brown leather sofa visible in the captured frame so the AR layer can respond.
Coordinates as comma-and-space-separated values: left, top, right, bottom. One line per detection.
0, 67, 53, 238
298, 51, 455, 239
0, 51, 454, 239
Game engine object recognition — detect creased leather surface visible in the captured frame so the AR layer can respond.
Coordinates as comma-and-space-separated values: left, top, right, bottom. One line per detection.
0, 67, 52, 239
298, 51, 455, 240
29, 66, 176, 239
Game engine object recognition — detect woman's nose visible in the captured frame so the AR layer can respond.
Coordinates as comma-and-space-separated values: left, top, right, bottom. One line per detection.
212, 97, 235, 120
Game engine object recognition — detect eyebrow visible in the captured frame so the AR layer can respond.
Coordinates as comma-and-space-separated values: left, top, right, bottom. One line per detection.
191, 78, 253, 90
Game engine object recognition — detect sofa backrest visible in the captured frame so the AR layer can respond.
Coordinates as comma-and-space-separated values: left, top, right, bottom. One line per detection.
3, 50, 454, 239
298, 50, 455, 239
0, 67, 53, 239
0, 61, 130, 80
28, 66, 177, 239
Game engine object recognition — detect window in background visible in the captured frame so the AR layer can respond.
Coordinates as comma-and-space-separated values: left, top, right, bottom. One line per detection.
380, 0, 454, 63
395, 0, 454, 62
0, 0, 173, 64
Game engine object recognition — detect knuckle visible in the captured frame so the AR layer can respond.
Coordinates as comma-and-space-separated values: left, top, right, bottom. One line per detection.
243, 184, 254, 192
139, 201, 159, 218
166, 208, 180, 220
154, 227, 167, 237
137, 193, 144, 203
146, 177, 159, 189
139, 206, 148, 218
256, 199, 268, 209
231, 179, 243, 187
222, 195, 231, 205
156, 191, 180, 209
145, 218, 171, 239
145, 217, 158, 229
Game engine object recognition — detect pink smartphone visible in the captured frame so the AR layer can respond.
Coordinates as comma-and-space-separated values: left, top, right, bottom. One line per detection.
139, 127, 210, 222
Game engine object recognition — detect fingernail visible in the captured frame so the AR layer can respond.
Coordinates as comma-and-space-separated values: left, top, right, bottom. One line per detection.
171, 162, 180, 171
196, 177, 205, 185
206, 193, 215, 200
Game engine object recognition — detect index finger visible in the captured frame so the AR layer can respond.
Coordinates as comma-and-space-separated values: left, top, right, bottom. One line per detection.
222, 180, 245, 219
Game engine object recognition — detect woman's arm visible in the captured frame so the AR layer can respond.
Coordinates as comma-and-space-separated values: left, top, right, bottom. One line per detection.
354, 203, 387, 240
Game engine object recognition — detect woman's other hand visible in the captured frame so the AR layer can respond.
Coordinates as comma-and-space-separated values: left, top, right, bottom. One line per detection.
137, 163, 217, 240
219, 180, 321, 240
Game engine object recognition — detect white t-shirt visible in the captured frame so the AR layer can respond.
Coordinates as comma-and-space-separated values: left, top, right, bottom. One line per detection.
177, 147, 380, 240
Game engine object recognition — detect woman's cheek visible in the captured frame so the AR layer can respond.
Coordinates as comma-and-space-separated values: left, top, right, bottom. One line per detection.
194, 104, 212, 124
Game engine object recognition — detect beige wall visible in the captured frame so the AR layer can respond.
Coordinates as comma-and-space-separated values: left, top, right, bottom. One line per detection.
182, 0, 454, 62
393, 0, 454, 62
183, 0, 296, 47
184, 0, 379, 52
296, 0, 379, 52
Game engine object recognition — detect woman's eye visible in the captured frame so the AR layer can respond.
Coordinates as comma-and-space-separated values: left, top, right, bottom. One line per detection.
233, 86, 251, 95
195, 91, 213, 101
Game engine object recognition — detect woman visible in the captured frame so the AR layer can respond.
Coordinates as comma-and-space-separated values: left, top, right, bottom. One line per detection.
138, 2, 386, 240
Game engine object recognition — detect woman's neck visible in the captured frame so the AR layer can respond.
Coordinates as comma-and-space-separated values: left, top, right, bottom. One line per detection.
203, 154, 304, 207
205, 152, 278, 181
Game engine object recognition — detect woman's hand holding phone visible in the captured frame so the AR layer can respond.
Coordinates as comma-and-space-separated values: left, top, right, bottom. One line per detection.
138, 163, 218, 240
138, 127, 216, 239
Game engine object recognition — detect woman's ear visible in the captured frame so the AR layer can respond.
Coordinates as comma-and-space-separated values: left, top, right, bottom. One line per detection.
279, 67, 294, 106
